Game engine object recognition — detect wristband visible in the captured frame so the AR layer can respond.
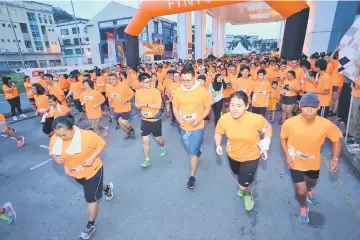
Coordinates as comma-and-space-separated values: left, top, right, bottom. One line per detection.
259, 138, 271, 151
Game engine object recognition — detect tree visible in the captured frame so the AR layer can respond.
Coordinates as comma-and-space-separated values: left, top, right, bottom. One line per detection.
52, 7, 73, 23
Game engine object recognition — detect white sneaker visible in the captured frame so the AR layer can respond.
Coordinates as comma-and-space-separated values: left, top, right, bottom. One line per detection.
105, 182, 114, 201
13, 116, 18, 121
20, 114, 27, 118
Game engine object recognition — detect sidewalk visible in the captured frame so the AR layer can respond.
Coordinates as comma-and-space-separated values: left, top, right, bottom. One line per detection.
0, 92, 31, 115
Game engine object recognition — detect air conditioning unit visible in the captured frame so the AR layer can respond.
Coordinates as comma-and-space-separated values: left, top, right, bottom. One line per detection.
0, 48, 7, 53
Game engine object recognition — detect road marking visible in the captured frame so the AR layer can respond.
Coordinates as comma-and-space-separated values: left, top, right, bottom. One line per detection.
30, 158, 53, 171
1, 134, 15, 140
39, 144, 49, 149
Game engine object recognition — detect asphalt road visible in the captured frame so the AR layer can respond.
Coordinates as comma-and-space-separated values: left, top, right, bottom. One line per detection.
1, 113, 360, 240
0, 92, 31, 115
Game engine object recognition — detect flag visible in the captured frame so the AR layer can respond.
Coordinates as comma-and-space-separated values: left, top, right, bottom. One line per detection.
106, 32, 117, 65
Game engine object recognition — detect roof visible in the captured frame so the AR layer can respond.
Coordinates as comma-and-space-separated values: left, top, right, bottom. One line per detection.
27, 1, 53, 7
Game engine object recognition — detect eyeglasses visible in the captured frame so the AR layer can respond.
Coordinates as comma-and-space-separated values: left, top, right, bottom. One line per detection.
142, 80, 152, 84
182, 79, 192, 83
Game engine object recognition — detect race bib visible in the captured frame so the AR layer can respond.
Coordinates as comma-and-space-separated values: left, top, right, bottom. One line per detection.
142, 111, 153, 117
97, 83, 105, 86
112, 94, 120, 98
83, 96, 93, 100
182, 113, 198, 121
257, 90, 267, 94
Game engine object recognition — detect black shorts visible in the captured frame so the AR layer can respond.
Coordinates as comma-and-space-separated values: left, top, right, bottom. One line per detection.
296, 95, 302, 102
73, 99, 84, 112
282, 96, 297, 105
228, 156, 259, 187
317, 106, 329, 118
42, 117, 54, 134
290, 169, 320, 183
29, 98, 35, 103
63, 90, 69, 96
252, 107, 267, 117
141, 119, 162, 137
76, 167, 104, 203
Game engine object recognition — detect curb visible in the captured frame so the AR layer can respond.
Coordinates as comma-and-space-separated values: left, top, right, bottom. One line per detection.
341, 140, 360, 177
3, 107, 34, 118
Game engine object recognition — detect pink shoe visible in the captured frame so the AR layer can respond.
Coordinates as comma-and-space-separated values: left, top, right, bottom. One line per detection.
17, 136, 25, 148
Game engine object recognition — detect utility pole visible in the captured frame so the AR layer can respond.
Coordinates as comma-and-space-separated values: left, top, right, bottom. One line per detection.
3, 0, 26, 68
70, 0, 85, 65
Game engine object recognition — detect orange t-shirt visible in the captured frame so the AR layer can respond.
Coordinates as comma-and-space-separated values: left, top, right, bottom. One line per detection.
316, 73, 332, 107
169, 81, 181, 102
37, 78, 47, 88
252, 80, 271, 107
70, 82, 84, 100
24, 82, 34, 99
280, 115, 342, 171
2, 84, 19, 99
34, 94, 49, 109
47, 104, 71, 118
105, 83, 117, 108
95, 76, 106, 93
216, 111, 271, 162
107, 82, 134, 113
231, 77, 254, 99
48, 83, 66, 106
0, 113, 5, 122
80, 90, 105, 120
58, 77, 70, 92
222, 76, 233, 98
304, 79, 317, 93
49, 128, 104, 179
172, 84, 212, 131
78, 75, 84, 83
282, 79, 301, 97
135, 87, 162, 122
276, 70, 287, 87
353, 77, 360, 98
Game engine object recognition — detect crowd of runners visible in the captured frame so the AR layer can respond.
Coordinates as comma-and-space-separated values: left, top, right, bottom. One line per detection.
2, 49, 356, 239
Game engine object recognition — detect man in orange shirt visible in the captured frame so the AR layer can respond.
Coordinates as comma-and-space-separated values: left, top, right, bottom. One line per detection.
172, 65, 212, 189
67, 74, 85, 121
44, 74, 67, 106
95, 70, 109, 109
135, 73, 168, 168
280, 93, 342, 223
252, 69, 271, 117
37, 72, 48, 89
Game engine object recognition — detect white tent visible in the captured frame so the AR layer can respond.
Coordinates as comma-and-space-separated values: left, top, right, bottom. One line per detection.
231, 42, 249, 55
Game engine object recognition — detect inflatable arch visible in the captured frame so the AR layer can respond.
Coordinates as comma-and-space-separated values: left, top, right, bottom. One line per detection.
124, 0, 309, 69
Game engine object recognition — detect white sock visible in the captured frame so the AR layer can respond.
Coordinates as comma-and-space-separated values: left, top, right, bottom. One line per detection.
145, 157, 150, 161
161, 145, 165, 149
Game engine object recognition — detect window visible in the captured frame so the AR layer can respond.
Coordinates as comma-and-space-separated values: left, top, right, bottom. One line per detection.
27, 12, 43, 50
55, 60, 62, 66
43, 15, 48, 24
84, 26, 88, 33
8, 24, 11, 27
60, 29, 69, 36
1, 39, 4, 42
13, 25, 17, 28
41, 26, 46, 35
18, 40, 20, 43
11, 10, 16, 16
13, 40, 15, 42
64, 49, 73, 55
75, 48, 84, 54
2, 23, 5, 27
27, 60, 38, 68
7, 39, 10, 42
25, 41, 32, 48
74, 38, 79, 45
72, 27, 77, 34
38, 14, 42, 23
48, 28, 51, 31
63, 39, 71, 45
20, 23, 28, 33
154, 21, 159, 34
48, 16, 53, 24
39, 60, 47, 68
113, 20, 117, 25
49, 60, 56, 67
84, 37, 88, 42
52, 29, 54, 32
45, 41, 50, 48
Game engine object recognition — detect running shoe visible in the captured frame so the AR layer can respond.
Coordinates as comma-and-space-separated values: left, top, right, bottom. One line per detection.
244, 194, 254, 211
307, 192, 319, 205
186, 176, 196, 189
141, 159, 151, 168
3, 202, 16, 224
278, 121, 283, 125
298, 207, 309, 223
115, 123, 120, 130
160, 148, 167, 157
20, 114, 27, 118
105, 182, 114, 201
267, 116, 271, 120
17, 136, 25, 148
79, 223, 96, 240
129, 129, 136, 140
124, 133, 131, 140
237, 189, 244, 198
108, 117, 112, 123
12, 116, 18, 121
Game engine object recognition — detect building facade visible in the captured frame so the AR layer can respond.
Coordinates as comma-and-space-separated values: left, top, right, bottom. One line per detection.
87, 1, 177, 65
55, 18, 92, 66
0, 1, 61, 72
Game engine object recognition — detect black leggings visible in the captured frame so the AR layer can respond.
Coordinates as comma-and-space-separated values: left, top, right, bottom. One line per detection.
212, 99, 223, 126
7, 96, 22, 117
170, 102, 176, 123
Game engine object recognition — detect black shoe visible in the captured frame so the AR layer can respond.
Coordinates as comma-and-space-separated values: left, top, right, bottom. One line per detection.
129, 129, 136, 140
109, 117, 112, 123
197, 149, 202, 158
343, 132, 353, 138
124, 133, 131, 140
278, 121, 283, 125
79, 223, 95, 240
187, 176, 196, 189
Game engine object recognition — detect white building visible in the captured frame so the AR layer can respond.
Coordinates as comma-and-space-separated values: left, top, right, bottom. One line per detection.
55, 18, 92, 66
87, 1, 177, 65
0, 1, 61, 72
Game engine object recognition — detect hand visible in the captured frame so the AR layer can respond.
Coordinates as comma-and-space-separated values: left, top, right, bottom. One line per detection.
330, 158, 340, 172
190, 119, 201, 127
83, 158, 94, 167
69, 165, 84, 172
179, 119, 185, 127
300, 78, 305, 84
121, 100, 128, 104
53, 155, 64, 164
93, 104, 100, 109
216, 145, 223, 155
257, 143, 268, 160
286, 156, 295, 169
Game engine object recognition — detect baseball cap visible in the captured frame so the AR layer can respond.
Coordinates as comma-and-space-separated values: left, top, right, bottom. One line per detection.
299, 93, 320, 108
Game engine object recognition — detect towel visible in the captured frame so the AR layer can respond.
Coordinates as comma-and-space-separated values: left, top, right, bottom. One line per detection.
51, 126, 82, 155
181, 80, 200, 92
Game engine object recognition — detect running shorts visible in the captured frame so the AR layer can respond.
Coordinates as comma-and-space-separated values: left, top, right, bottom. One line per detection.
43, 117, 54, 134
76, 167, 104, 203
179, 128, 204, 156
114, 111, 132, 121
141, 119, 162, 137
228, 156, 259, 187
290, 169, 320, 183
252, 107, 267, 117
73, 99, 84, 113
317, 106, 329, 118
281, 96, 297, 105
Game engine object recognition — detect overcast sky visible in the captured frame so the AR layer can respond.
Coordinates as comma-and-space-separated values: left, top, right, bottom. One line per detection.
36, 0, 282, 39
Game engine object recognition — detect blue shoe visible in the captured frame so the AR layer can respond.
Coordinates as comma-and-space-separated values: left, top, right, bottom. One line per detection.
160, 148, 167, 157
307, 193, 319, 205
115, 123, 120, 131
298, 207, 309, 223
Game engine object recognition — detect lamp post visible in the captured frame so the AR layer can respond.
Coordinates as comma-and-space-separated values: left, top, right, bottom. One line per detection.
70, 0, 84, 65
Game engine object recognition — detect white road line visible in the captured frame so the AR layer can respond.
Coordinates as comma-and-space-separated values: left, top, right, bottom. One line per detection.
39, 144, 49, 149
30, 158, 53, 171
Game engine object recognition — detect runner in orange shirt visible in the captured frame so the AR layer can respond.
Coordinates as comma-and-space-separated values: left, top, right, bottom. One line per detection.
0, 113, 25, 147
67, 74, 85, 121
24, 75, 36, 112
150, 73, 164, 93
252, 69, 271, 117
95, 70, 109, 110
135, 73, 167, 168
37, 72, 48, 89
57, 73, 70, 97
221, 68, 233, 112
215, 91, 272, 211
44, 74, 67, 106
49, 116, 114, 239
107, 73, 135, 140
267, 81, 280, 122
163, 70, 175, 117
209, 73, 224, 125
80, 80, 108, 137
280, 93, 342, 223
172, 65, 212, 189
168, 71, 182, 126
2, 76, 26, 121
31, 83, 49, 124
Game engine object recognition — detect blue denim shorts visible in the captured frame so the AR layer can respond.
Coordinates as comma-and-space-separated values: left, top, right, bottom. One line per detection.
114, 111, 132, 121
179, 129, 204, 156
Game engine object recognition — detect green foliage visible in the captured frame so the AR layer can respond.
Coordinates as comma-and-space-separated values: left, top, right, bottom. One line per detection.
0, 73, 25, 94
52, 7, 73, 23
207, 54, 216, 60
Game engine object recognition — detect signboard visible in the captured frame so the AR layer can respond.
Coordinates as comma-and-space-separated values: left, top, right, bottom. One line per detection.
142, 26, 148, 43
143, 43, 165, 55
106, 32, 117, 65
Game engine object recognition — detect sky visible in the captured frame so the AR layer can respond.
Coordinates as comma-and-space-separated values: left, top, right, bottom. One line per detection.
36, 0, 282, 39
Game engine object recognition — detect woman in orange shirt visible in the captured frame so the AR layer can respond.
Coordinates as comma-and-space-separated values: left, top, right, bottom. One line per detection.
24, 75, 36, 112
32, 83, 49, 123
221, 68, 233, 112
2, 76, 26, 121
215, 91, 272, 211
280, 70, 301, 125
67, 74, 85, 121
49, 116, 114, 239
58, 74, 70, 97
